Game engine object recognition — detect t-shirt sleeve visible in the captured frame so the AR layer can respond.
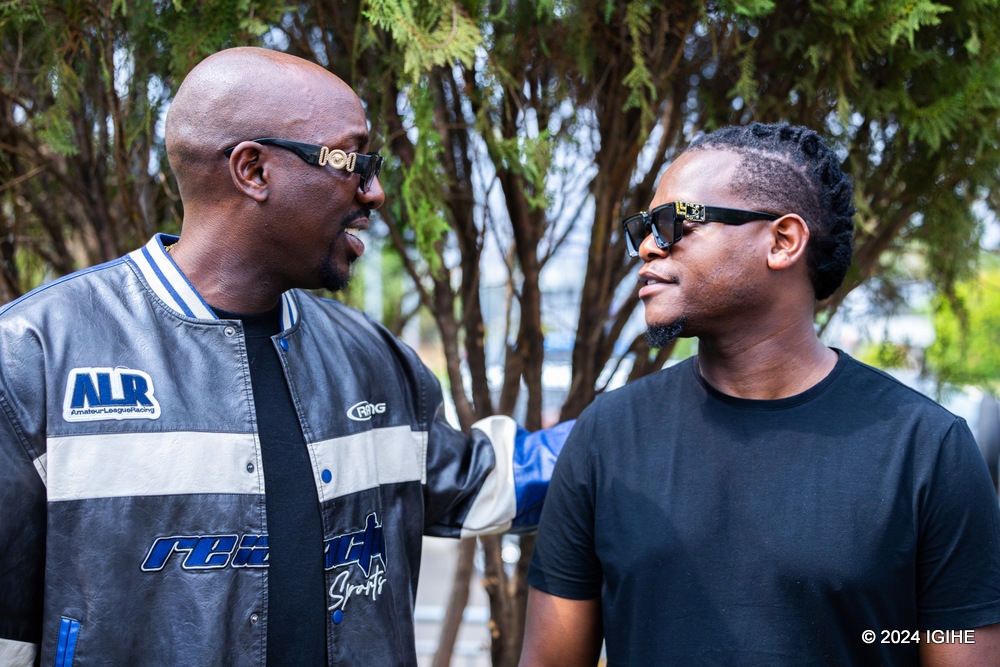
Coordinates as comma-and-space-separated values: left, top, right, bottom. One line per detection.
527, 412, 602, 600
917, 417, 1000, 630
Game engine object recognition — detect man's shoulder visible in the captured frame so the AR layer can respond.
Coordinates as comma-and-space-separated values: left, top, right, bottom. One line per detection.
582, 358, 694, 416
291, 290, 431, 370
836, 353, 961, 422
0, 256, 132, 321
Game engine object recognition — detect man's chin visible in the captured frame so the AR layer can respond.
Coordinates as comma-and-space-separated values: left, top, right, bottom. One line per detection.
645, 318, 687, 350
320, 261, 352, 293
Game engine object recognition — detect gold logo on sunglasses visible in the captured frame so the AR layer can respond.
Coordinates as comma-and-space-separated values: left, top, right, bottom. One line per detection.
675, 201, 706, 221
317, 147, 357, 172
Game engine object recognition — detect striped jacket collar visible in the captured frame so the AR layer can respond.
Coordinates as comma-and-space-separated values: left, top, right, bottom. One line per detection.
127, 234, 299, 331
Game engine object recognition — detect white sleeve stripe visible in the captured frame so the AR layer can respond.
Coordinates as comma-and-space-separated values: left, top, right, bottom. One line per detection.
414, 430, 428, 485
46, 426, 427, 503
32, 452, 46, 486
310, 426, 424, 502
0, 638, 38, 667
460, 415, 517, 537
46, 431, 261, 501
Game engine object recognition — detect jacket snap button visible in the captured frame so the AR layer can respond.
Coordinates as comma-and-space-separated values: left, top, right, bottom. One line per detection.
246, 462, 254, 473
224, 326, 236, 337
250, 613, 259, 624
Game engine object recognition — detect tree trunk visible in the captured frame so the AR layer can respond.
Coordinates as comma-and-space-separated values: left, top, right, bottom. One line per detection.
431, 537, 478, 667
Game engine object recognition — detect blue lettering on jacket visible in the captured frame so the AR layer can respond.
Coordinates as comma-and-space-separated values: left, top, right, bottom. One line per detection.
72, 372, 154, 407
231, 535, 269, 567
141, 535, 240, 571
324, 513, 386, 577
63, 367, 161, 421
141, 514, 385, 574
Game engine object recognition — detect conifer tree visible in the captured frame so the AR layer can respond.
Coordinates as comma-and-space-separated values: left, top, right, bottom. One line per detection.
4, 1, 1000, 664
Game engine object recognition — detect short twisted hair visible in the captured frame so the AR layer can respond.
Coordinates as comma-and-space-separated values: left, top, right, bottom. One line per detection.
687, 123, 856, 300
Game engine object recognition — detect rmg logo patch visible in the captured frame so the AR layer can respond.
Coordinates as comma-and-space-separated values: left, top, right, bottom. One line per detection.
63, 367, 161, 422
346, 400, 386, 421
141, 513, 386, 577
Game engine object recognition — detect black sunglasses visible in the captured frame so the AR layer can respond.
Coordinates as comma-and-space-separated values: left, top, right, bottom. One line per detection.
223, 138, 384, 192
621, 201, 780, 257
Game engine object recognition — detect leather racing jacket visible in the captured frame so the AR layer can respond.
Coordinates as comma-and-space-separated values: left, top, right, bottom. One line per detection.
0, 234, 565, 666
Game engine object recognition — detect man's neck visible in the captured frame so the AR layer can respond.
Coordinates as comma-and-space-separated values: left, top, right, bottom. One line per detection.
695, 320, 838, 400
168, 233, 285, 314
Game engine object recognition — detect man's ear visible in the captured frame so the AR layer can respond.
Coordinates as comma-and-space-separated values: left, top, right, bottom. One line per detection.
227, 142, 269, 203
766, 214, 809, 272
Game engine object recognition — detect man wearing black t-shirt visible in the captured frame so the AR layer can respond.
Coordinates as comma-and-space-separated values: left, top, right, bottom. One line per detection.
522, 124, 1000, 665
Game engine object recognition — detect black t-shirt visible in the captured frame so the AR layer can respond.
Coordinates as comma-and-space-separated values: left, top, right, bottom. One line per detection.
528, 352, 1000, 665
214, 305, 326, 665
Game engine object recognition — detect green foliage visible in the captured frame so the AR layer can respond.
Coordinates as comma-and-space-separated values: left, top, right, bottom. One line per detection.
670, 337, 697, 361
159, 0, 282, 79
5, 0, 1000, 403
856, 341, 912, 370
36, 101, 79, 156
0, 0, 287, 297
602, 0, 615, 22
377, 245, 412, 329
364, 0, 570, 272
716, 0, 1000, 325
885, 0, 950, 48
620, 1, 657, 127
476, 111, 553, 212
359, 1, 490, 273
926, 258, 1000, 391
719, 0, 777, 18
398, 82, 451, 274
365, 0, 481, 81
345, 0, 1000, 416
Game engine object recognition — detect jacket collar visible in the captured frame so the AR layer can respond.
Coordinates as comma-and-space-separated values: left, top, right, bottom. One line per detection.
127, 234, 299, 331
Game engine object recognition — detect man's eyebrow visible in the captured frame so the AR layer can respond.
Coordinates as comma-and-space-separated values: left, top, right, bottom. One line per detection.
345, 132, 369, 150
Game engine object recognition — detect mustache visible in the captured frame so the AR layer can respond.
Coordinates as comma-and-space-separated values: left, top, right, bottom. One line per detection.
341, 208, 371, 229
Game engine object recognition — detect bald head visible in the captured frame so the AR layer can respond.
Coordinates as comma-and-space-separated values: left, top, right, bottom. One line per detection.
165, 47, 359, 202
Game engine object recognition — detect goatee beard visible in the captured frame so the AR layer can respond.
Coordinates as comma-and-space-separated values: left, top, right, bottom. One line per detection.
321, 211, 368, 293
320, 245, 353, 293
645, 318, 687, 349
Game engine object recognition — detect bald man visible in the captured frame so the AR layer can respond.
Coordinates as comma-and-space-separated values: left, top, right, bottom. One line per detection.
0, 47, 565, 666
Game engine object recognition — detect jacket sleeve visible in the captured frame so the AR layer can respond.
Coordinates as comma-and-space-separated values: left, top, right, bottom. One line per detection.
0, 392, 46, 666
421, 402, 572, 538
366, 309, 571, 538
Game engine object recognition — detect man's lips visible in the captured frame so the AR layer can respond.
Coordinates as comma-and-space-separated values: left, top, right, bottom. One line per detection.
342, 209, 371, 233
637, 269, 677, 298
343, 213, 370, 256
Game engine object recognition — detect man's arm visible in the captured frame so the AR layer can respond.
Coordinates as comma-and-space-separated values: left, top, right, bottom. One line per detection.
520, 587, 602, 667
422, 407, 570, 538
914, 418, 1000, 666
920, 623, 1000, 667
